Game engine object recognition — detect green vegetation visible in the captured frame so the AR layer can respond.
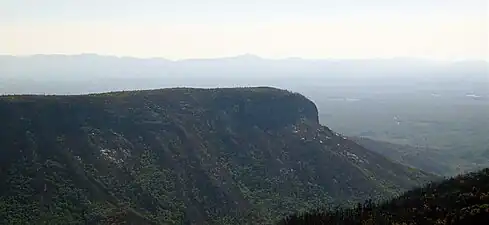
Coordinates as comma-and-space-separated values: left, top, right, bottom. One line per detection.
0, 87, 433, 224
279, 168, 489, 225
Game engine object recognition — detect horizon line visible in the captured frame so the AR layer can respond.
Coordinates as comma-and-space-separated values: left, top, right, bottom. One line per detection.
1, 53, 488, 63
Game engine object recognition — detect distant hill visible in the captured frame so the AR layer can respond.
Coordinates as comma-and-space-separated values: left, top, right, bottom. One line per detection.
279, 168, 489, 225
0, 87, 434, 225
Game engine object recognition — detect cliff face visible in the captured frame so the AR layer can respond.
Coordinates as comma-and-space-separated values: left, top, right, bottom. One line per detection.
208, 87, 319, 130
0, 87, 434, 225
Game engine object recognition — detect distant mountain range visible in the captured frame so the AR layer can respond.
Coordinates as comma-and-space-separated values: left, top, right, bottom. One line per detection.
1, 54, 487, 81
1, 55, 487, 101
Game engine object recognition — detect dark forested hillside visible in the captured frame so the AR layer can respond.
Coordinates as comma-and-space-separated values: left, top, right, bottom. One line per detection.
0, 87, 434, 225
279, 168, 489, 225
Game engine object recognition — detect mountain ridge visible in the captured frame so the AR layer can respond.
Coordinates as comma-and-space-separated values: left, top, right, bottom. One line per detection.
0, 87, 435, 224
2, 54, 488, 63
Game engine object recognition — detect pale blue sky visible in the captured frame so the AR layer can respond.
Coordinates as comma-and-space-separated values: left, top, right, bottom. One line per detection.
1, 0, 486, 23
1, 0, 488, 60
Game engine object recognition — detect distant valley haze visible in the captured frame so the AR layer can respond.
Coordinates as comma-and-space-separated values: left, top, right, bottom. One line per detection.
1, 54, 487, 95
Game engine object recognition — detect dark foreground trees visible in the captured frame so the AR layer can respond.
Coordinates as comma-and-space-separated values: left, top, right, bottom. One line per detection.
279, 168, 489, 225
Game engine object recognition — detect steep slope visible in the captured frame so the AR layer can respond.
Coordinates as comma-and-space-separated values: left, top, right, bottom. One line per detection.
279, 168, 489, 225
0, 87, 434, 225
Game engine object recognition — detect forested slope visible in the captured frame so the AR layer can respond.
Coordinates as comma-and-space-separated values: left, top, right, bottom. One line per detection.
0, 87, 434, 224
280, 168, 489, 225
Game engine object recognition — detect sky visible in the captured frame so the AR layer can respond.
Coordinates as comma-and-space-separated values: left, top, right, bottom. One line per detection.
0, 0, 488, 60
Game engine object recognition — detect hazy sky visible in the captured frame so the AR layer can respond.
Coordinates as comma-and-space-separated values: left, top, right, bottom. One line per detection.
1, 0, 488, 60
